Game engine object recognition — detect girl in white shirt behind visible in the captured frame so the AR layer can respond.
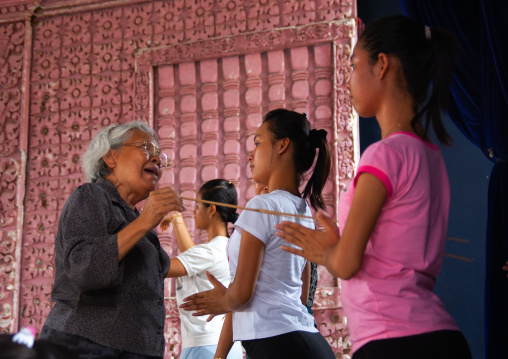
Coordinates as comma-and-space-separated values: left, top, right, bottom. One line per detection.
161, 179, 243, 359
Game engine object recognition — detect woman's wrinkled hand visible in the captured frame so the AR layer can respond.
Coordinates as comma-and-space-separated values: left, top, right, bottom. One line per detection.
180, 271, 228, 322
138, 187, 185, 230
276, 211, 340, 265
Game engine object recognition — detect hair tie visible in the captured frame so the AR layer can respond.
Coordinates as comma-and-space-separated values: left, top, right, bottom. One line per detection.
12, 326, 37, 348
309, 129, 327, 148
424, 25, 431, 40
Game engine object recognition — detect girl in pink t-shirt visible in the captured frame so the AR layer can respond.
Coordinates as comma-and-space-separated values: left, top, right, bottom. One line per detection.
277, 15, 472, 359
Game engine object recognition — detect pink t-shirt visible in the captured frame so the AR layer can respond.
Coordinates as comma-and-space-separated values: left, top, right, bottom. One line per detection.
339, 132, 459, 353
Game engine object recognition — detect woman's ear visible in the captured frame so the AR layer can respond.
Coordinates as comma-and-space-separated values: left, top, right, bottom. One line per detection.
102, 150, 116, 169
277, 138, 290, 154
209, 204, 217, 218
377, 53, 390, 80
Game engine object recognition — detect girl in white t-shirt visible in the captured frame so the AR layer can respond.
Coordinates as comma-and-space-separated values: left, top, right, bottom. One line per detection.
276, 15, 472, 359
181, 109, 335, 359
161, 179, 243, 359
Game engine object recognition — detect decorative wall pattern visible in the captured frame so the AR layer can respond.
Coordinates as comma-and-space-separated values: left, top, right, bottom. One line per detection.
0, 17, 27, 334
154, 42, 353, 355
0, 1, 358, 358
146, 20, 357, 358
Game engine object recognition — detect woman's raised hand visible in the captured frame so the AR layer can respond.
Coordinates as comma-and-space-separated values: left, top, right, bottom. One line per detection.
180, 271, 228, 322
139, 188, 185, 230
276, 211, 340, 265
160, 211, 183, 232
159, 215, 171, 232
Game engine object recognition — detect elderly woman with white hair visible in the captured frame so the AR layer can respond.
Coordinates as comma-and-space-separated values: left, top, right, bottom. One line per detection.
39, 122, 185, 359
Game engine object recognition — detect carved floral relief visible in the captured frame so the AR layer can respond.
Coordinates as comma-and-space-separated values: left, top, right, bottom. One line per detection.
0, 18, 26, 334
152, 29, 355, 356
2, 0, 358, 356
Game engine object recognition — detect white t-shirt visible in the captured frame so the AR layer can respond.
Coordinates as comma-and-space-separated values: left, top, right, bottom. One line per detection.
176, 236, 231, 349
228, 190, 318, 341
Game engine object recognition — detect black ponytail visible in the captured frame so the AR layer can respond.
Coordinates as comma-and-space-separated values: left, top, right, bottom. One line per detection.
263, 109, 331, 211
424, 26, 457, 145
359, 15, 457, 145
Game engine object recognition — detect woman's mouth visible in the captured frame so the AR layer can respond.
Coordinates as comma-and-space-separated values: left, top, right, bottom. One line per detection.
144, 167, 160, 178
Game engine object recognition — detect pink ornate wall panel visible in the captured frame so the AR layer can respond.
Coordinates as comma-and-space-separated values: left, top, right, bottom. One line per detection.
142, 20, 359, 359
0, 1, 359, 358
0, 0, 33, 334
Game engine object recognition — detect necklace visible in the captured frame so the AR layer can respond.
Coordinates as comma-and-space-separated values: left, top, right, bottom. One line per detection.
383, 123, 403, 138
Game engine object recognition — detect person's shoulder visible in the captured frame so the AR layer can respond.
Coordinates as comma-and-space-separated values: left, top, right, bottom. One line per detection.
209, 235, 229, 244
206, 236, 229, 252
250, 192, 292, 213
384, 132, 438, 151
185, 241, 215, 254
178, 242, 214, 262
363, 134, 410, 158
358, 137, 407, 174
65, 181, 111, 210
246, 193, 273, 208
70, 181, 106, 199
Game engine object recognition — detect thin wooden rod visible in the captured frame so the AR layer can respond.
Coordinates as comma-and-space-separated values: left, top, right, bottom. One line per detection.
446, 236, 470, 243
444, 252, 473, 263
180, 196, 316, 222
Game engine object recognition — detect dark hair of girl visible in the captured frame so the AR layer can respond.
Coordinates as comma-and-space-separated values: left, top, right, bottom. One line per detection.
263, 109, 331, 211
199, 179, 239, 233
359, 15, 457, 145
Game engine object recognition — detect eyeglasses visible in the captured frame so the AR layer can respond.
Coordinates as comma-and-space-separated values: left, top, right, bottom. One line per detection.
121, 141, 171, 168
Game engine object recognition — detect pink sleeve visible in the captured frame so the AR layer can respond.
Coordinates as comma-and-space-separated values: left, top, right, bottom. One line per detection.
353, 142, 403, 199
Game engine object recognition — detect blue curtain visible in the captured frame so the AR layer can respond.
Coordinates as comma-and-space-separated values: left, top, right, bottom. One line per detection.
399, 1, 508, 358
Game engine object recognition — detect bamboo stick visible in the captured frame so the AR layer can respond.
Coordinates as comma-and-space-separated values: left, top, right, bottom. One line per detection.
180, 196, 316, 222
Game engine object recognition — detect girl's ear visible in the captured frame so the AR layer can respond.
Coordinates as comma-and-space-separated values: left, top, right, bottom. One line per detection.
277, 138, 290, 154
377, 52, 390, 80
209, 204, 217, 217
102, 150, 116, 169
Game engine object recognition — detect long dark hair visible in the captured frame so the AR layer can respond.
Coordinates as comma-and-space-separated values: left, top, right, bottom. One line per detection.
263, 109, 331, 211
359, 15, 457, 145
199, 179, 238, 234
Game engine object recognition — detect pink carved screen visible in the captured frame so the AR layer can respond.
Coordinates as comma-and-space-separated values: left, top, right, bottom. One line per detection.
149, 35, 356, 358
0, 1, 359, 358
156, 46, 338, 242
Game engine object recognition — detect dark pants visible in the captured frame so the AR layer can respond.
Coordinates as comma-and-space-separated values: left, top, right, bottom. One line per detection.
39, 327, 162, 359
242, 330, 335, 359
353, 330, 472, 359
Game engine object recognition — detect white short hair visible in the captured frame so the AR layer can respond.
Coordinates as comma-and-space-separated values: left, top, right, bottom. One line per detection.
82, 121, 157, 183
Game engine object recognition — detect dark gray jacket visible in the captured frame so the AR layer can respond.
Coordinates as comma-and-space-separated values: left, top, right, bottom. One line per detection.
43, 177, 170, 357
